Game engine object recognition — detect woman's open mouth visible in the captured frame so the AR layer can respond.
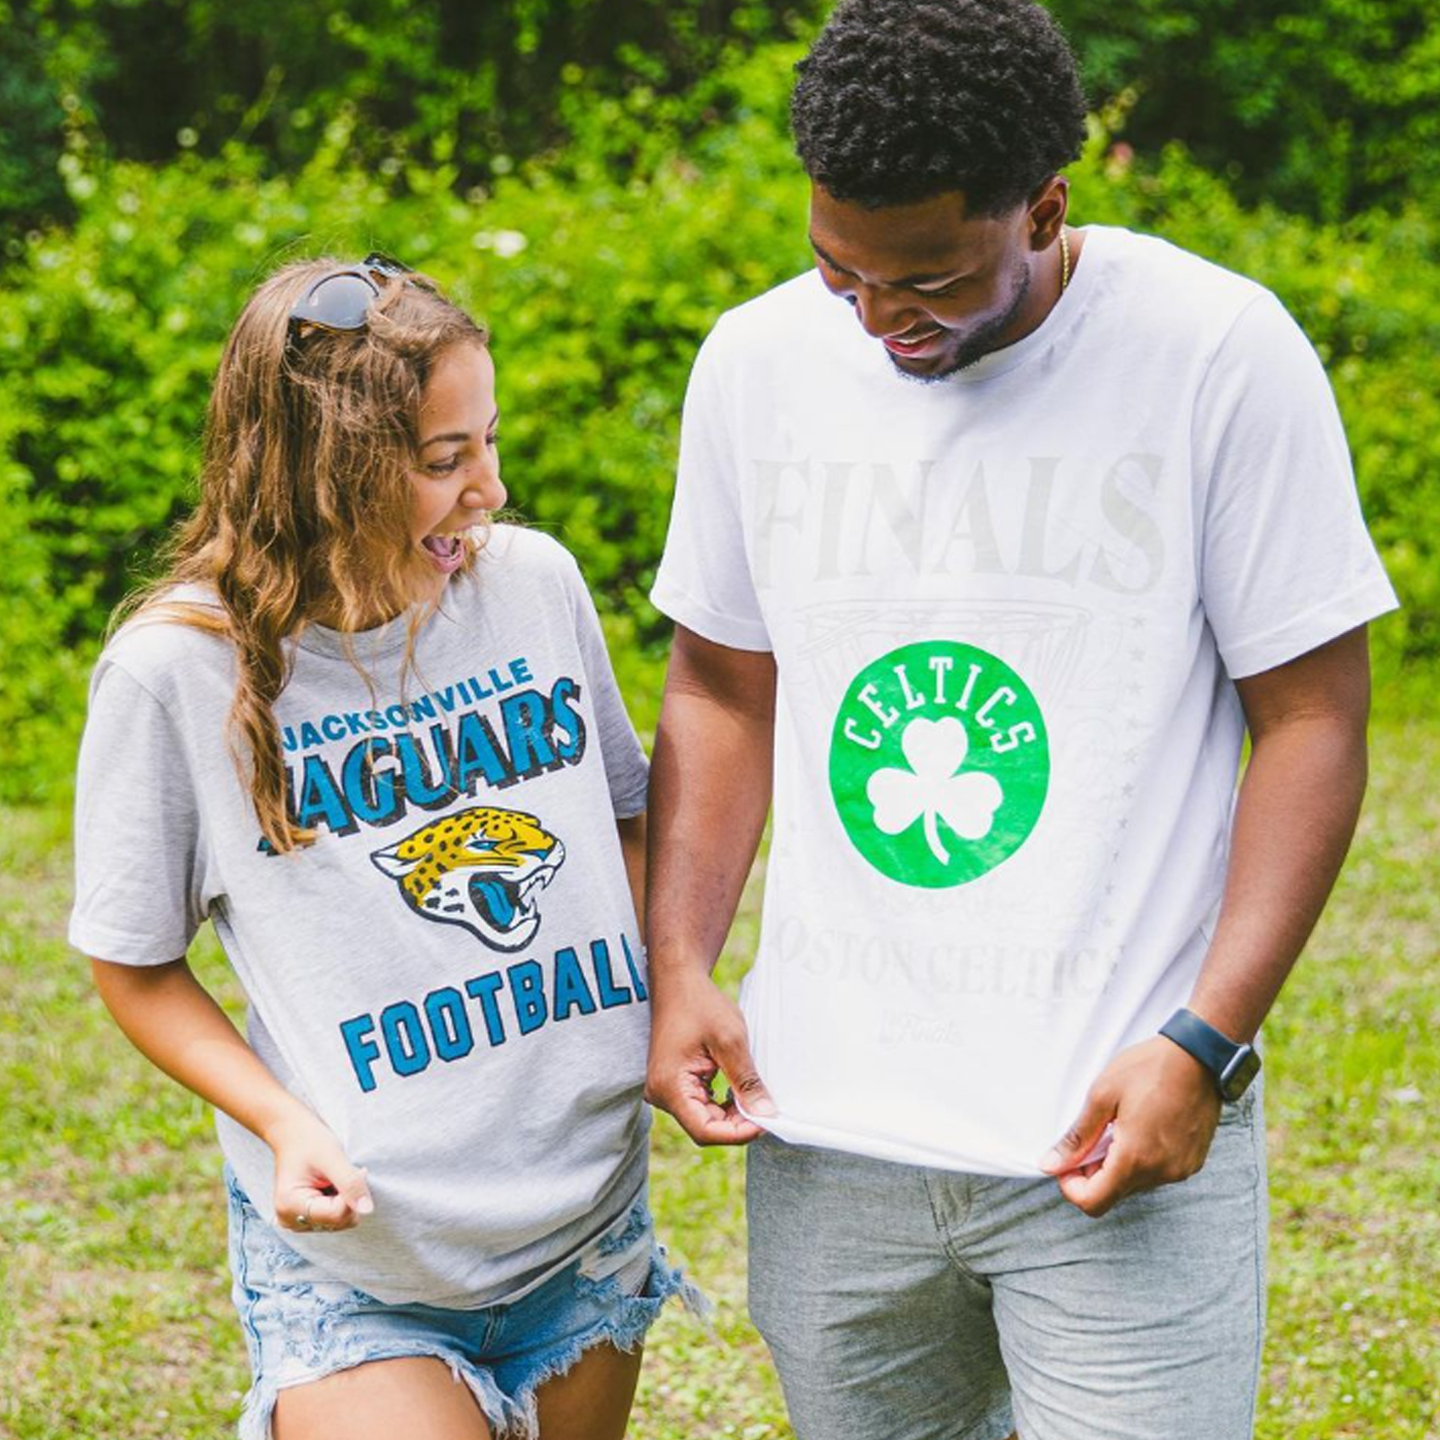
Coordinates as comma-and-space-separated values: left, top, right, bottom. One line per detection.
421, 532, 467, 575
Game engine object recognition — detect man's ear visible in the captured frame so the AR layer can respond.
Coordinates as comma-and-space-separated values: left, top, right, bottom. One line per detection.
1027, 176, 1069, 251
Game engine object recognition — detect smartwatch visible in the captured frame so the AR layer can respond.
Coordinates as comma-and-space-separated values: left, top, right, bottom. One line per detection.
1159, 1007, 1261, 1102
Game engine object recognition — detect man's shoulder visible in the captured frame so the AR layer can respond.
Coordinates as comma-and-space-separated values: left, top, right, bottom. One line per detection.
1088, 226, 1273, 335
723, 267, 832, 318
703, 269, 845, 359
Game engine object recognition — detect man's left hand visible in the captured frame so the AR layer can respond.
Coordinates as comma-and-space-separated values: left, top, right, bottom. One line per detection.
1040, 1037, 1222, 1218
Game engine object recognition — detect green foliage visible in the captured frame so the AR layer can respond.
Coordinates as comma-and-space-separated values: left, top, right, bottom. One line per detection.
1047, 0, 1440, 219
0, 0, 72, 247
9, 0, 1439, 249
1, 0, 823, 242
2, 40, 1437, 803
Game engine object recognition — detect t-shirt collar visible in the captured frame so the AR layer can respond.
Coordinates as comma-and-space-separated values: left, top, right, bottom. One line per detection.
295, 607, 422, 660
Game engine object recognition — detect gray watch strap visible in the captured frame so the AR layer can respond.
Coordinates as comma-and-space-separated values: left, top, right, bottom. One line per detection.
1159, 1007, 1261, 1102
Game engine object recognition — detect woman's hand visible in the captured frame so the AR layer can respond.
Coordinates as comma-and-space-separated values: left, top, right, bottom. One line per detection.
89, 959, 377, 1233
266, 1110, 376, 1234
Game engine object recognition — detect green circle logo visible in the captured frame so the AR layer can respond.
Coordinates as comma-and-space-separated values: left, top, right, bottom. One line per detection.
829, 640, 1050, 888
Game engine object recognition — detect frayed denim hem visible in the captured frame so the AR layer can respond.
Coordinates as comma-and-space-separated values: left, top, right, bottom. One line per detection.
237, 1343, 517, 1440
499, 1248, 710, 1440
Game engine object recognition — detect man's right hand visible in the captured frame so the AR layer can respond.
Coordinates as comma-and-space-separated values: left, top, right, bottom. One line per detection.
645, 968, 777, 1145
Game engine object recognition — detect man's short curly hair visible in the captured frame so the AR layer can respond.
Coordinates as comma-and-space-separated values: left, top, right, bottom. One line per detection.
791, 0, 1088, 215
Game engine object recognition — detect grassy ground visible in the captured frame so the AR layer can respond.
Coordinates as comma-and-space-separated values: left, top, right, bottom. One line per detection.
2, 714, 1437, 1439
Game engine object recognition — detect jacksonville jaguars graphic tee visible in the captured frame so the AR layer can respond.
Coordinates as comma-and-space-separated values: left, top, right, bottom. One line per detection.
651, 226, 1398, 1176
70, 527, 652, 1305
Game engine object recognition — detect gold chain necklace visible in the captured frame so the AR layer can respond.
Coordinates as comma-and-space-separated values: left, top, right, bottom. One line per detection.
1059, 227, 1071, 294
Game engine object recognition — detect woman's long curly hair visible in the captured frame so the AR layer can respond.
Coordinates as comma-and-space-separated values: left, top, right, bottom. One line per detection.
120, 257, 489, 855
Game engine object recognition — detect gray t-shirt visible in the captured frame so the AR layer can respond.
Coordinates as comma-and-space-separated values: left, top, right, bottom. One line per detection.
70, 526, 652, 1306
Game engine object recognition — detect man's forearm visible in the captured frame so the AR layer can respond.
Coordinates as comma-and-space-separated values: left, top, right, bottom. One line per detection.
1046, 630, 1373, 1212
1189, 711, 1368, 1042
645, 627, 776, 980
1187, 626, 1372, 1041
643, 627, 780, 1143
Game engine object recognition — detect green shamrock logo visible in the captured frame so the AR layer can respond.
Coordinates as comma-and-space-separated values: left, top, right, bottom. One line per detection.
829, 640, 1049, 888
868, 716, 1004, 865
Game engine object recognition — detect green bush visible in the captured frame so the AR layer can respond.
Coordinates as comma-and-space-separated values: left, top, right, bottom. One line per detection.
0, 0, 71, 247
1047, 0, 1440, 219
11, 0, 1438, 248
1, 42, 1436, 803
0, 0, 825, 243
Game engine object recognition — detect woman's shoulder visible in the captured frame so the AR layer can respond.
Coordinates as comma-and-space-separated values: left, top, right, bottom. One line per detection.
439, 524, 601, 654
477, 522, 580, 574
460, 523, 585, 602
98, 586, 234, 701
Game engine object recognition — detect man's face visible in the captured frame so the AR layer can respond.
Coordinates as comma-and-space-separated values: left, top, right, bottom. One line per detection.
809, 185, 1046, 381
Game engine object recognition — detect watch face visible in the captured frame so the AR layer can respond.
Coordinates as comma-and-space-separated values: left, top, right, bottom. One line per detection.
1220, 1047, 1262, 1102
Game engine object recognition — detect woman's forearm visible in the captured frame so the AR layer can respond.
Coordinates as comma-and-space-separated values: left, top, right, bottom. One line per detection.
90, 957, 313, 1148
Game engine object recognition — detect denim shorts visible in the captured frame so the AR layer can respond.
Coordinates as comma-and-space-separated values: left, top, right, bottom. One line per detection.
226, 1169, 702, 1440
748, 1083, 1268, 1440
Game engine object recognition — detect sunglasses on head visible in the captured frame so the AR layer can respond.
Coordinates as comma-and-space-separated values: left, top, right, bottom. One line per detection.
287, 253, 415, 339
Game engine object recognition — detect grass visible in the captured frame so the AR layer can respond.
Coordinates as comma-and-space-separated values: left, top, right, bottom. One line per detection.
2, 709, 1437, 1439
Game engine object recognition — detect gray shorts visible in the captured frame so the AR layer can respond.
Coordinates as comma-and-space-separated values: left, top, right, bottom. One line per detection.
747, 1087, 1267, 1440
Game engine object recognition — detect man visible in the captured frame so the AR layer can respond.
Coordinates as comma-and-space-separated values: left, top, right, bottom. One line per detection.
645, 2, 1398, 1436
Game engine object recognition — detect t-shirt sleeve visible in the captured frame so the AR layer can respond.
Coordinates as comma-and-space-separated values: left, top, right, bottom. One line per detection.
1195, 291, 1399, 679
563, 557, 650, 820
69, 660, 210, 965
649, 321, 773, 652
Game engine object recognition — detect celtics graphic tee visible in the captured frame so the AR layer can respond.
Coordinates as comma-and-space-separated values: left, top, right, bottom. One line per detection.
71, 527, 652, 1305
652, 226, 1398, 1175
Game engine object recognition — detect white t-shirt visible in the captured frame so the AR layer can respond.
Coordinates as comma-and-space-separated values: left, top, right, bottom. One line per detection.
651, 226, 1397, 1176
71, 527, 653, 1304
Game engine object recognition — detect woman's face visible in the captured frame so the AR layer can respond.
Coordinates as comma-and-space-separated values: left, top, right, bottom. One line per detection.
408, 341, 506, 584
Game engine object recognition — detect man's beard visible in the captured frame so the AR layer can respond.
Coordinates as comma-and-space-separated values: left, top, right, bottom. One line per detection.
889, 258, 1032, 384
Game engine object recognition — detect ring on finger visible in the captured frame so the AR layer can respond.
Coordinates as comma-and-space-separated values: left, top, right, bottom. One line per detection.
295, 1199, 315, 1229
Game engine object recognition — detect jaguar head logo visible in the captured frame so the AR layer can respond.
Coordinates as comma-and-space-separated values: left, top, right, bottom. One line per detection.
370, 806, 566, 952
